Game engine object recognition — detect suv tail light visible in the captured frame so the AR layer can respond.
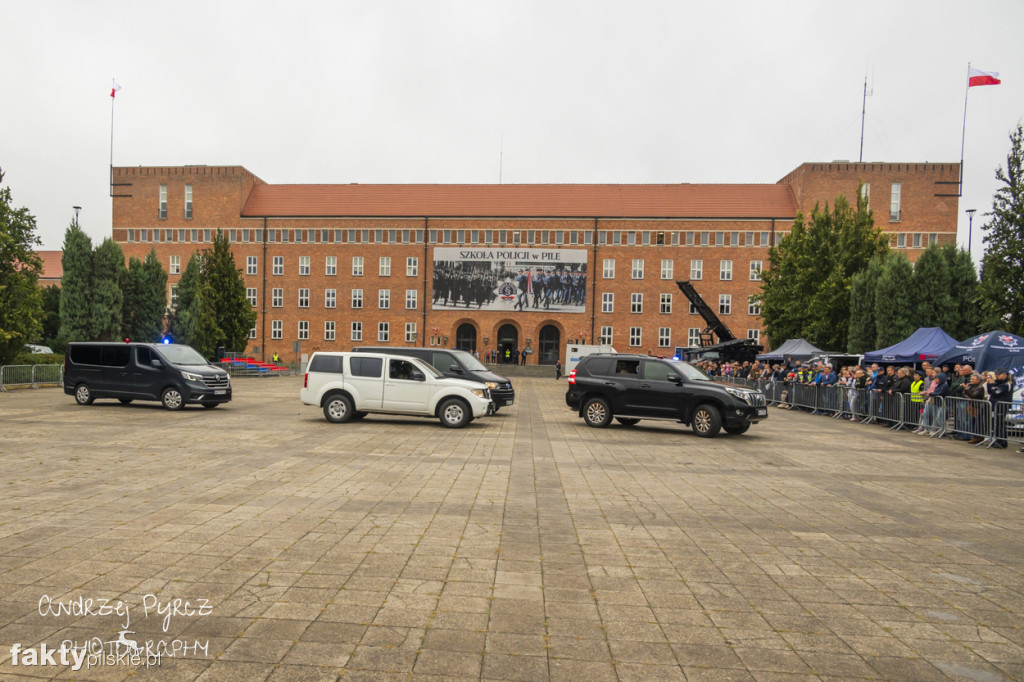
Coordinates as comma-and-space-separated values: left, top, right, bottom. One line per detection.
568, 369, 577, 385
304, 372, 308, 388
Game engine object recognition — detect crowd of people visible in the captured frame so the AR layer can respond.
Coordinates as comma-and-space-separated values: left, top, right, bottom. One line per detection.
698, 358, 1020, 452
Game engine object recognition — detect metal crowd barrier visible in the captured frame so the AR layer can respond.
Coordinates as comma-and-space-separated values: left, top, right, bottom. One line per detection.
0, 364, 64, 391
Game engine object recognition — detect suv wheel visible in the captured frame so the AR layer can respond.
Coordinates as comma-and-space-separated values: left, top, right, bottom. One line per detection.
439, 398, 471, 428
161, 387, 185, 411
691, 404, 722, 438
75, 383, 94, 405
582, 397, 612, 428
723, 423, 750, 435
323, 394, 353, 423
615, 417, 640, 427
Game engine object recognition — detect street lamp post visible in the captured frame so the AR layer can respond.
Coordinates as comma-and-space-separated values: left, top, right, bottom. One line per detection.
73, 206, 81, 227
966, 208, 976, 253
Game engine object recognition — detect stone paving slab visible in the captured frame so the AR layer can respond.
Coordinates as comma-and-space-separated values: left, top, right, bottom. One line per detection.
0, 376, 1022, 680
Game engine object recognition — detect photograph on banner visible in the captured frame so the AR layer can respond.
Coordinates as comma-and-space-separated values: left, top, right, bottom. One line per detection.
432, 248, 588, 313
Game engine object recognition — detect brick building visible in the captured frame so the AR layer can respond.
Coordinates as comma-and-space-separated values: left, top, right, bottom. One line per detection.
110, 161, 960, 364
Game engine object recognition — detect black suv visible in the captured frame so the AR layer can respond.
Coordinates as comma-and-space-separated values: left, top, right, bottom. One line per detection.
565, 353, 767, 437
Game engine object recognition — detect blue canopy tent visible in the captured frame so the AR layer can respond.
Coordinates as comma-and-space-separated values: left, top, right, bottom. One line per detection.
757, 338, 825, 363
863, 327, 958, 365
935, 331, 1024, 374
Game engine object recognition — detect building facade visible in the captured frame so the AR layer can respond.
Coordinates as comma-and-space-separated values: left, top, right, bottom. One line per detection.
111, 162, 960, 364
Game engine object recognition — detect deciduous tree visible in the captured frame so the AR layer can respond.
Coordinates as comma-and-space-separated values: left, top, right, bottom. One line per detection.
0, 168, 44, 364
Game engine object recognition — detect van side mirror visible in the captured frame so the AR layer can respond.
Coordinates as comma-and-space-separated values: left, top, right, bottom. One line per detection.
667, 373, 681, 384
152, 359, 163, 368
410, 370, 425, 382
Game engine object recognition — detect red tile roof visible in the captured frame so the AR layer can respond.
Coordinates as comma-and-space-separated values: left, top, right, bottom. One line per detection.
241, 183, 797, 219
36, 251, 63, 282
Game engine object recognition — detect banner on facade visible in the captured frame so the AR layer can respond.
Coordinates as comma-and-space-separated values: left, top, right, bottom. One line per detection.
432, 248, 588, 313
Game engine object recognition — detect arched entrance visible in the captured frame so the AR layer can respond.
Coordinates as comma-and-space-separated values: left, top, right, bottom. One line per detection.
497, 324, 518, 364
538, 325, 560, 365
455, 323, 477, 352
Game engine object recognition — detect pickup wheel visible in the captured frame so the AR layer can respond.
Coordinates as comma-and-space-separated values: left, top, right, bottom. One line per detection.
323, 393, 354, 423
582, 397, 612, 428
691, 404, 722, 438
439, 398, 471, 428
615, 417, 640, 427
723, 423, 750, 435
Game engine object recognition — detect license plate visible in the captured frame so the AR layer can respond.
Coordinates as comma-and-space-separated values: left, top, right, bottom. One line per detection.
505, 400, 513, 406
757, 408, 767, 416
214, 390, 226, 395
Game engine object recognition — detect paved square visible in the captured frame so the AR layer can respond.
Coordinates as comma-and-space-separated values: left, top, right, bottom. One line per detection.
1, 376, 1023, 680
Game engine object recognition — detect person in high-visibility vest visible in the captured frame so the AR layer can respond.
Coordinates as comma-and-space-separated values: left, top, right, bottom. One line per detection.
505, 348, 511, 363
909, 369, 925, 429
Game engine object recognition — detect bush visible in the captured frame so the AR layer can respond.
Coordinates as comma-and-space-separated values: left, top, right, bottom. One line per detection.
10, 353, 64, 366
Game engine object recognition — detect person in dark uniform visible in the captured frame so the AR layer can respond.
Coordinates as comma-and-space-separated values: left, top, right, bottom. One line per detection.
520, 348, 527, 365
555, 361, 562, 380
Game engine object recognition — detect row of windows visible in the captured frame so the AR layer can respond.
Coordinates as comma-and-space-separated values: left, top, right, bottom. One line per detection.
157, 184, 192, 220
601, 258, 762, 281
254, 321, 761, 347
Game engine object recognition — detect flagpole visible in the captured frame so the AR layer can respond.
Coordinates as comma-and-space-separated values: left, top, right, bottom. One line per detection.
110, 83, 115, 197
958, 62, 970, 198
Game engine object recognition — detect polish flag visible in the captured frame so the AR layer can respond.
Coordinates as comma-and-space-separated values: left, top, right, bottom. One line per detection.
968, 68, 1001, 87
111, 79, 122, 98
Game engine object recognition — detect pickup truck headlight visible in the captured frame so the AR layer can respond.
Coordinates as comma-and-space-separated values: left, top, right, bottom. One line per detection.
181, 371, 204, 382
471, 388, 489, 399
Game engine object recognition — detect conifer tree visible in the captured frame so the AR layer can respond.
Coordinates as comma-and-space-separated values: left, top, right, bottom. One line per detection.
874, 252, 915, 347
847, 254, 884, 353
979, 123, 1024, 334
909, 243, 951, 328
59, 223, 95, 342
166, 253, 218, 357
942, 243, 980, 340
123, 249, 169, 342
205, 231, 256, 352
92, 238, 127, 341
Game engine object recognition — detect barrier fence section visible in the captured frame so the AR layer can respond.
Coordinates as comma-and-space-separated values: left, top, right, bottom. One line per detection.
0, 364, 64, 391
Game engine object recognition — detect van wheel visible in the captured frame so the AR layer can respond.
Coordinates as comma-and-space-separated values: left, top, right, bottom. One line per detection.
323, 393, 353, 423
691, 404, 722, 438
724, 423, 750, 435
161, 387, 185, 411
118, 398, 133, 404
439, 398, 471, 428
75, 384, 94, 405
582, 397, 612, 428
615, 417, 640, 426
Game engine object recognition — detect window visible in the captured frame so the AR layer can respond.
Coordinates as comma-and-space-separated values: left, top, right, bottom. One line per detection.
897, 233, 906, 248
748, 299, 761, 316
688, 328, 701, 346
169, 255, 180, 275
378, 322, 389, 342
632, 259, 644, 279
720, 260, 732, 280
657, 231, 665, 245
689, 302, 698, 315
929, 233, 938, 246
405, 289, 418, 310
719, 294, 732, 315
690, 260, 703, 280
747, 329, 760, 342
324, 321, 336, 341
351, 289, 363, 308
325, 256, 337, 276
642, 231, 651, 246
182, 184, 193, 219
272, 320, 282, 340
273, 256, 283, 276
602, 292, 614, 313
660, 259, 673, 280
715, 232, 724, 246
861, 183, 870, 208
298, 320, 309, 340
272, 288, 283, 308
603, 259, 615, 279
749, 260, 762, 281
245, 256, 256, 276
249, 327, 256, 340
407, 257, 418, 276
352, 256, 364, 276
658, 328, 671, 348
599, 326, 613, 345
378, 289, 390, 309
379, 257, 391, 276
351, 321, 362, 341
298, 288, 310, 308
890, 182, 901, 221
298, 256, 310, 276
325, 289, 336, 308
169, 285, 178, 308
246, 287, 257, 308
627, 232, 636, 246
631, 293, 643, 313
405, 322, 417, 343
351, 356, 382, 377
913, 233, 922, 248
158, 184, 167, 219
629, 327, 642, 347
660, 293, 672, 314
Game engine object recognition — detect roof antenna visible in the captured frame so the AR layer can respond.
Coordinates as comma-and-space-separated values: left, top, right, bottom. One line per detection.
859, 71, 873, 162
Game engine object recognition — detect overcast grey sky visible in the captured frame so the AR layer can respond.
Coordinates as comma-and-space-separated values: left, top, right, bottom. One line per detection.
3, 0, 1022, 260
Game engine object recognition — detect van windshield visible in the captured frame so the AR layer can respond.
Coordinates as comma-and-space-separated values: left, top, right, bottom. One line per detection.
451, 351, 487, 371
156, 344, 209, 366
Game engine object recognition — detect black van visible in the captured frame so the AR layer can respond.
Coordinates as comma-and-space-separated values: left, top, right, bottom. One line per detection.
353, 347, 515, 411
64, 342, 232, 410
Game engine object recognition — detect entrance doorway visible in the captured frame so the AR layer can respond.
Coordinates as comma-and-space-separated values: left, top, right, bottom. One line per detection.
455, 323, 476, 352
497, 324, 518, 364
539, 325, 560, 365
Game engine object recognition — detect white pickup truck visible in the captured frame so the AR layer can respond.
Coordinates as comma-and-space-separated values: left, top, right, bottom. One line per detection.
300, 351, 493, 428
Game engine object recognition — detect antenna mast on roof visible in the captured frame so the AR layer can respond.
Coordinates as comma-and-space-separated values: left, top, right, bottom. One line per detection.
859, 74, 873, 163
